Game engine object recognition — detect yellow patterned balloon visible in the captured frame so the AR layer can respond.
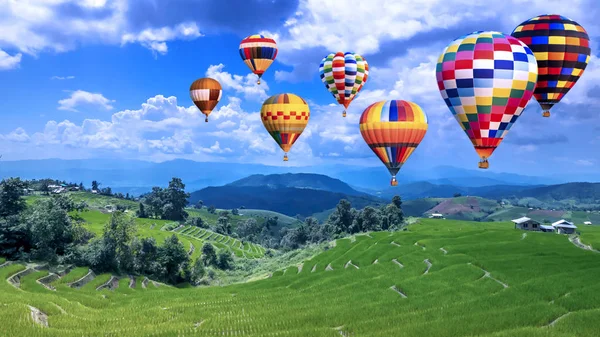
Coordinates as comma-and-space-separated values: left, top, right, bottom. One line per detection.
260, 94, 310, 161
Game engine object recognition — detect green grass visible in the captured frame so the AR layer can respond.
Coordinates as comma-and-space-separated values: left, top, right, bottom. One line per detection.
2, 218, 600, 336
238, 209, 301, 225
579, 225, 600, 250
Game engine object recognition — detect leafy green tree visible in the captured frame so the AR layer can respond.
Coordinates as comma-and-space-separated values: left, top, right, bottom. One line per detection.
132, 237, 159, 275
453, 193, 462, 198
217, 250, 233, 270
216, 212, 232, 235
237, 218, 261, 241
136, 203, 147, 218
351, 206, 381, 233
327, 199, 356, 234
28, 198, 78, 262
0, 178, 27, 218
231, 208, 239, 216
0, 215, 30, 258
157, 235, 189, 284
391, 195, 402, 209
195, 200, 204, 209
190, 257, 206, 285
91, 181, 99, 191
187, 216, 207, 228
102, 211, 137, 272
161, 178, 190, 221
201, 242, 217, 267
207, 205, 216, 214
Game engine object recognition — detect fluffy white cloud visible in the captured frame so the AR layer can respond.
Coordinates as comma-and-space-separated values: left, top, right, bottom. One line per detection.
205, 64, 270, 101
58, 90, 115, 112
0, 128, 30, 142
0, 0, 202, 56
121, 22, 202, 55
0, 49, 22, 70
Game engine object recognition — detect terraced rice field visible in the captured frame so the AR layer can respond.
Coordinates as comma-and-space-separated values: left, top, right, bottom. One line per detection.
1, 219, 600, 336
78, 211, 265, 260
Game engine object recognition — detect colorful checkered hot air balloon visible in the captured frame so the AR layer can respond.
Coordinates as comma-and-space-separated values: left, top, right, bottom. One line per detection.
319, 52, 369, 117
511, 14, 591, 117
239, 34, 278, 85
260, 93, 310, 162
359, 100, 428, 186
189, 78, 222, 123
436, 31, 538, 169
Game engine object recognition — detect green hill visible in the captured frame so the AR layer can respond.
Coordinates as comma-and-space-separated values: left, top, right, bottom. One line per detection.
228, 173, 368, 196
2, 219, 600, 336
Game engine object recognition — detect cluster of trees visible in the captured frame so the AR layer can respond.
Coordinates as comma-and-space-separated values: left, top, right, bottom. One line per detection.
0, 178, 234, 285
137, 178, 190, 221
233, 196, 405, 251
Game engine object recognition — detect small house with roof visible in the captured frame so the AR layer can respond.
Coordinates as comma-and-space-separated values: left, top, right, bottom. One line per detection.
512, 217, 541, 231
429, 213, 444, 219
551, 219, 577, 235
584, 221, 592, 225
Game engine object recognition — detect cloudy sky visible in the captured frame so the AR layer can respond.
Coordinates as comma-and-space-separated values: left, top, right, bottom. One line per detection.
0, 0, 598, 177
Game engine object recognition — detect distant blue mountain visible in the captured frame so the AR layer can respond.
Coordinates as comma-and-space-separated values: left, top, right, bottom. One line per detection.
1, 158, 597, 195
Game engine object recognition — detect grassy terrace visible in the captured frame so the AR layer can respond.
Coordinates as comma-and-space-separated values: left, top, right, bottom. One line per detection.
1, 219, 599, 336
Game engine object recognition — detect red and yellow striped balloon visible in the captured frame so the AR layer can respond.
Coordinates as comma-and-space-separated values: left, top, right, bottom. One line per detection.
260, 93, 310, 161
359, 100, 428, 186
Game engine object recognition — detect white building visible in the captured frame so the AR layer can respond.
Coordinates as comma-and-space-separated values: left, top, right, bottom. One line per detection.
429, 213, 444, 219
551, 219, 577, 235
584, 221, 592, 225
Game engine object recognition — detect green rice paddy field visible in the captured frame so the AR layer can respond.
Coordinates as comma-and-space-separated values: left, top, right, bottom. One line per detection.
1, 219, 600, 336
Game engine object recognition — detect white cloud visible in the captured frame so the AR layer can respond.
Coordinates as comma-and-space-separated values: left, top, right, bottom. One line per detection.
205, 64, 270, 101
0, 0, 203, 56
200, 141, 233, 154
51, 75, 75, 80
0, 128, 30, 142
217, 120, 236, 129
0, 49, 22, 70
58, 90, 115, 112
121, 22, 202, 55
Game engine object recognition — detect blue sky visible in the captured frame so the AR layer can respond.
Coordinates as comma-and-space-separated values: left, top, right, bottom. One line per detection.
0, 0, 599, 177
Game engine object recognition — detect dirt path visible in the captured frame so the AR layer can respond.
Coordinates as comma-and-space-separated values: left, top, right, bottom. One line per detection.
389, 285, 407, 298
188, 242, 195, 256
423, 259, 432, 275
469, 263, 508, 288
545, 312, 571, 327
392, 259, 404, 268
569, 236, 599, 253
28, 306, 48, 328
344, 261, 359, 269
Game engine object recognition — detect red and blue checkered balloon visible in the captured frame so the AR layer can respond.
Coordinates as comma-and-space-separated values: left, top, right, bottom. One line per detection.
436, 31, 538, 168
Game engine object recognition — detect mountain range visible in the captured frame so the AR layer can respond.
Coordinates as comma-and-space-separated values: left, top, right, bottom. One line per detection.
2, 158, 599, 195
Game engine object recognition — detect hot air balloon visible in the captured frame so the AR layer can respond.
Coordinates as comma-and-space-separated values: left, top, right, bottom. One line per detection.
436, 31, 538, 169
511, 14, 591, 117
319, 52, 369, 117
360, 100, 428, 186
239, 34, 278, 85
190, 78, 222, 122
260, 93, 310, 161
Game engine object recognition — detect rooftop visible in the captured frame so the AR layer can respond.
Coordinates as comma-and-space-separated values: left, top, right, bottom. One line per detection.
511, 217, 532, 224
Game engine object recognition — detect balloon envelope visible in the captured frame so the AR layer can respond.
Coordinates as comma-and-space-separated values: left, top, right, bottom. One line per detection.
189, 78, 222, 122
319, 52, 369, 117
359, 100, 428, 186
511, 14, 591, 117
239, 34, 278, 84
260, 93, 310, 161
436, 31, 538, 168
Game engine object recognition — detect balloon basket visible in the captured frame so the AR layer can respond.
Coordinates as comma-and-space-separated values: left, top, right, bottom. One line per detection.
342, 111, 347, 118
283, 154, 289, 162
205, 117, 208, 122
478, 160, 489, 169
391, 177, 398, 186
542, 111, 550, 117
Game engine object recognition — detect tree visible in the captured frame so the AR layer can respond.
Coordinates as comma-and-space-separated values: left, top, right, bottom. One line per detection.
207, 205, 216, 214
380, 203, 403, 230
91, 181, 99, 191
453, 193, 462, 198
79, 182, 84, 191
0, 215, 30, 258
136, 203, 147, 218
102, 211, 137, 272
0, 178, 27, 218
187, 216, 207, 228
392, 196, 402, 209
190, 257, 206, 285
217, 250, 233, 270
216, 211, 232, 235
327, 199, 356, 234
157, 235, 189, 284
161, 178, 190, 221
28, 198, 77, 262
351, 206, 381, 233
231, 208, 239, 216
237, 218, 261, 241
132, 237, 159, 275
201, 243, 217, 267
195, 200, 204, 209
